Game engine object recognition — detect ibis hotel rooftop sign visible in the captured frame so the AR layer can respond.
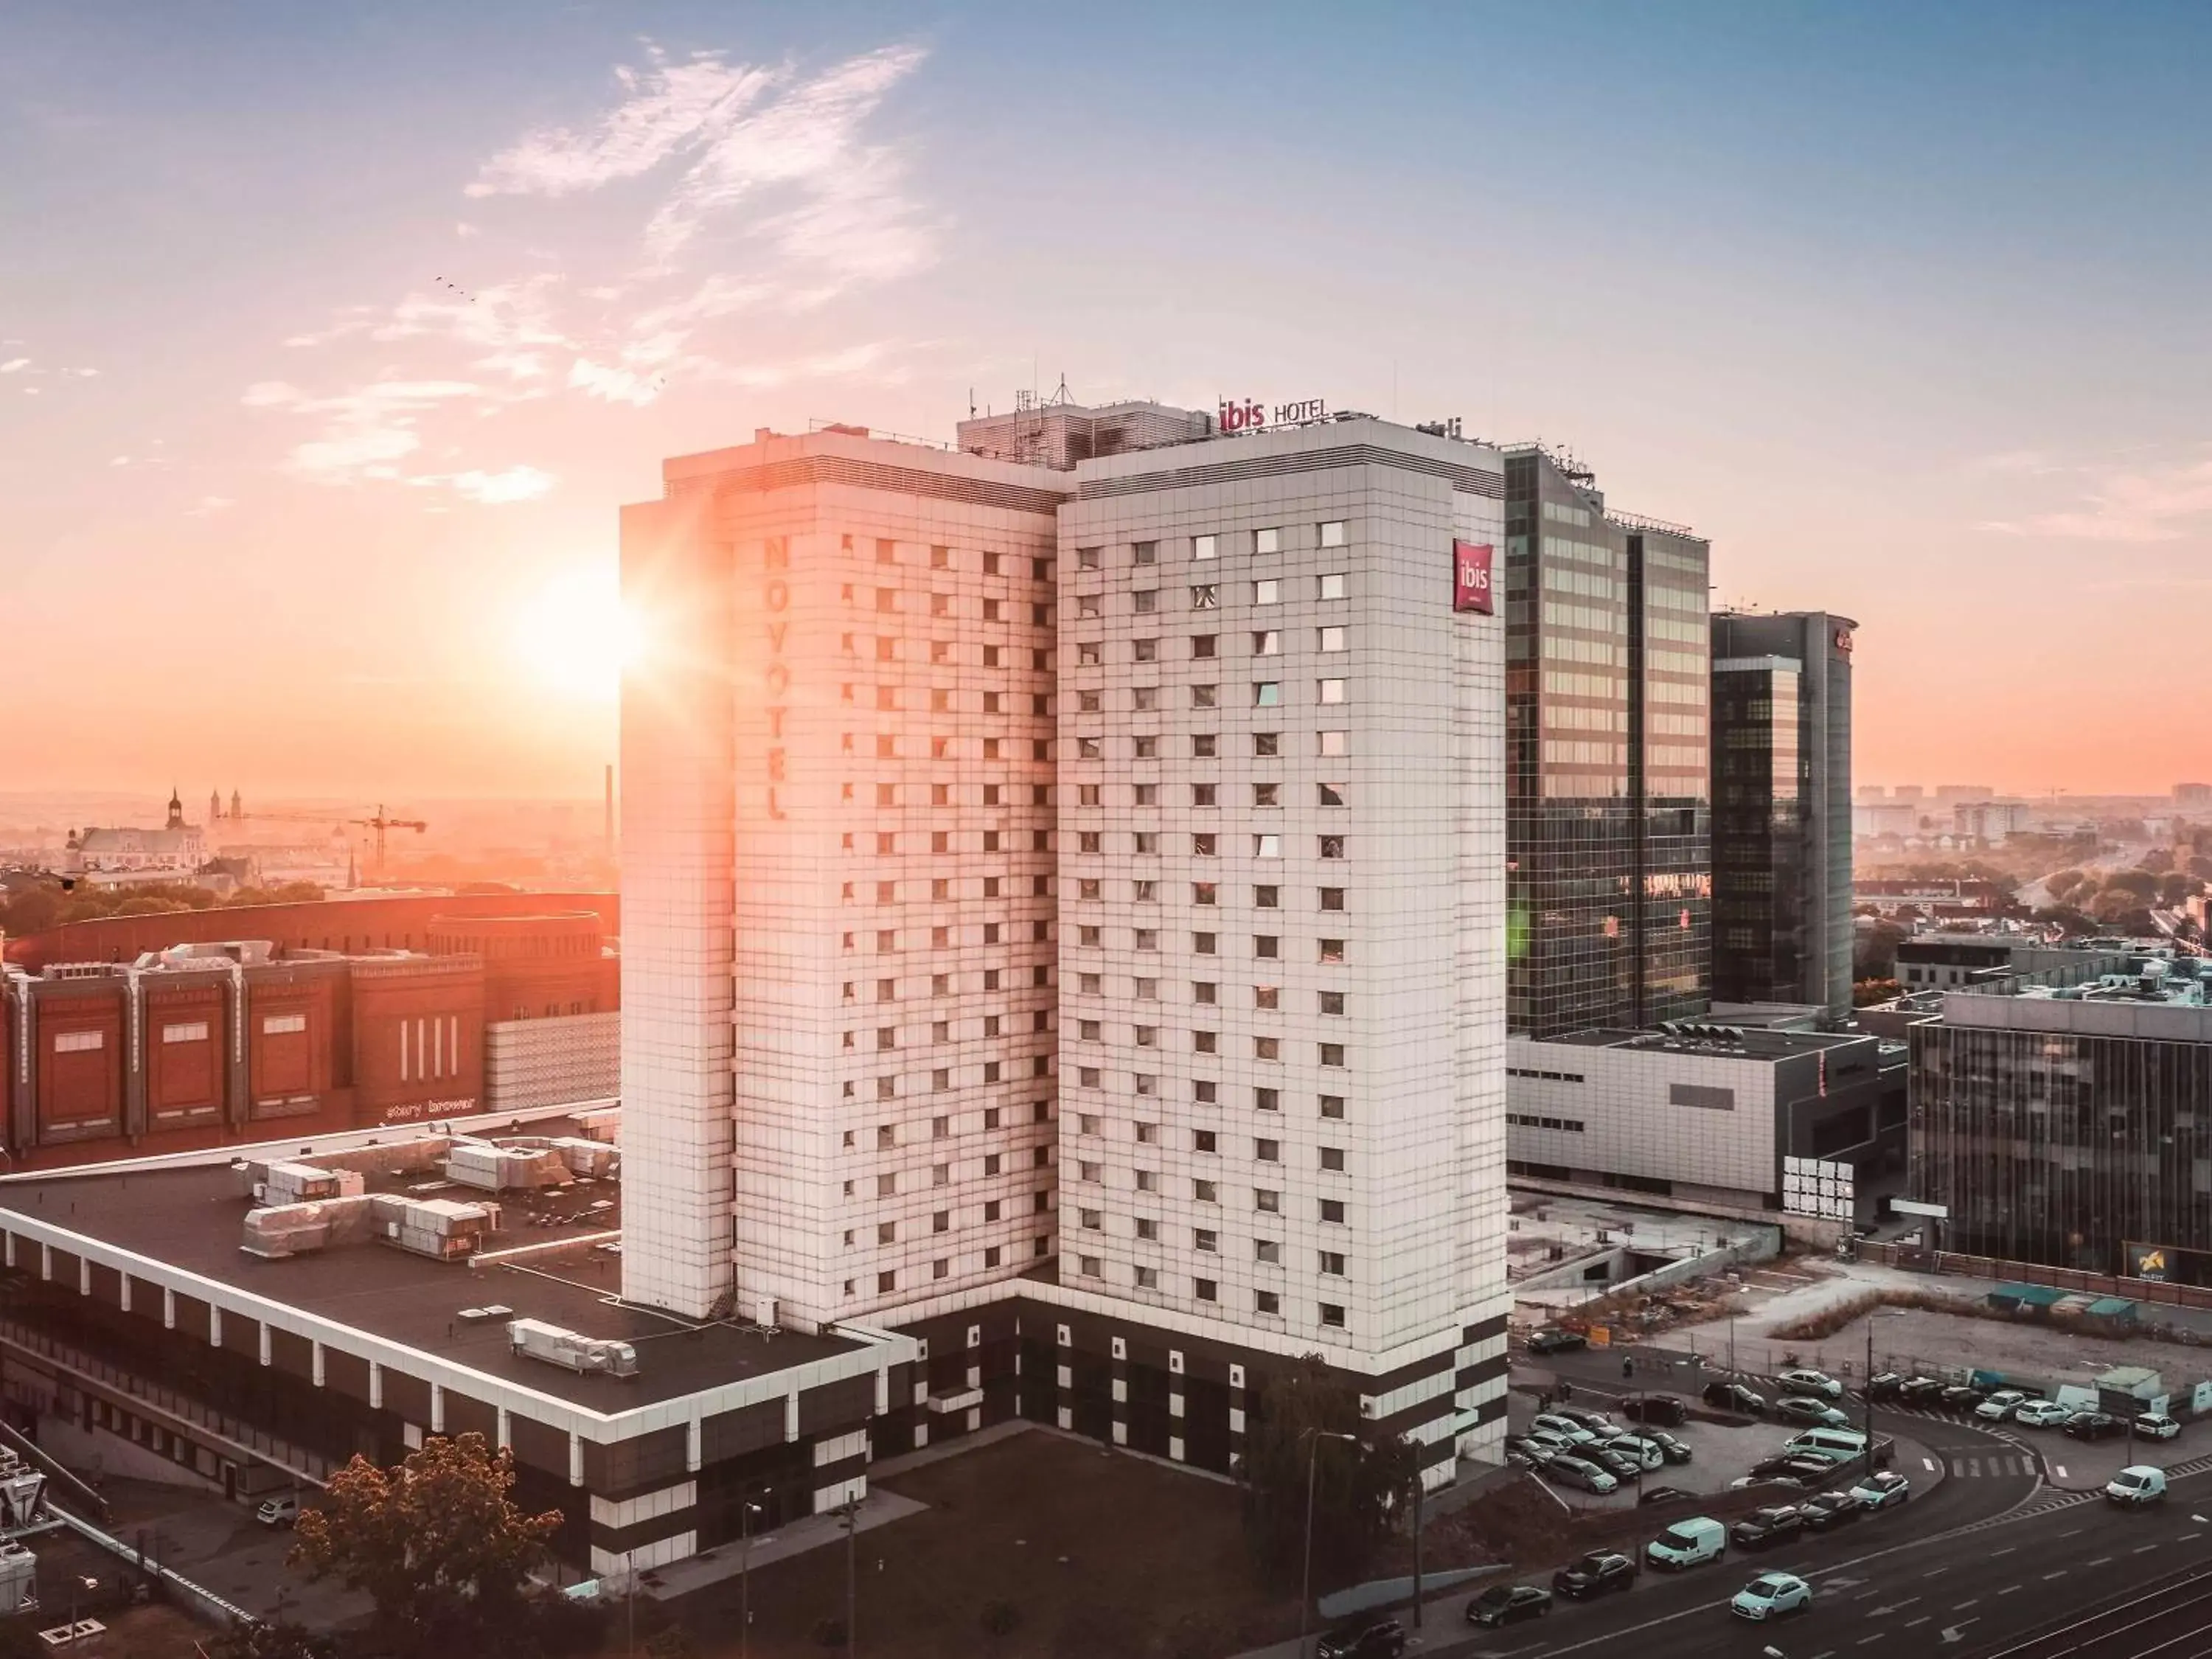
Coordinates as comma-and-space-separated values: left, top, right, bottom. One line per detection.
1217, 396, 1329, 434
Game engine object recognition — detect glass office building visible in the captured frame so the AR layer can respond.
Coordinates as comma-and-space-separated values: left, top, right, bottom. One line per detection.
1503, 448, 1711, 1037
1910, 970, 2212, 1279
1709, 612, 1855, 1014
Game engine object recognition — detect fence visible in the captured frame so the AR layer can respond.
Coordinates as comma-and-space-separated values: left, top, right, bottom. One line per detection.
1858, 1242, 2212, 1314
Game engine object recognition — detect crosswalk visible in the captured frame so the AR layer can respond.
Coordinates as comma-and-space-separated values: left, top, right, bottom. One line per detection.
1948, 1452, 2039, 1478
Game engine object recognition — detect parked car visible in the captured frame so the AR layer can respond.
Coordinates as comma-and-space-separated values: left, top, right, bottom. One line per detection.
1619, 1393, 1688, 1427
1646, 1516, 1728, 1570
1974, 1389, 2031, 1422
255, 1495, 300, 1528
1643, 1430, 1694, 1464
2063, 1411, 2129, 1441
1731, 1571, 1812, 1621
1467, 1585, 1553, 1628
1586, 1446, 1644, 1481
1798, 1489, 1862, 1531
1317, 1618, 1406, 1659
1532, 1413, 1599, 1445
1506, 1436, 1562, 1468
1603, 1435, 1669, 1472
1554, 1406, 1618, 1436
2136, 1413, 2183, 1441
1775, 1397, 1853, 1428
1777, 1368, 1843, 1400
1741, 1453, 1838, 1485
1547, 1455, 1619, 1495
1849, 1470, 1913, 1510
1640, 1485, 1697, 1506
1864, 1371, 1907, 1402
1730, 1506, 1805, 1551
2107, 1466, 2168, 1508
1938, 1385, 1986, 1413
1527, 1329, 1587, 1356
1552, 1551, 1639, 1599
2014, 1400, 2071, 1429
1898, 1376, 1947, 1405
1703, 1380, 1767, 1414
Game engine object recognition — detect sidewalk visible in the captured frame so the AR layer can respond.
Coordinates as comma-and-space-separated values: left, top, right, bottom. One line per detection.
631, 1487, 928, 1601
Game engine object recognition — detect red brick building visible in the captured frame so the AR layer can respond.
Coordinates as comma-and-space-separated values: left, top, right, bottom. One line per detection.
1, 897, 619, 1170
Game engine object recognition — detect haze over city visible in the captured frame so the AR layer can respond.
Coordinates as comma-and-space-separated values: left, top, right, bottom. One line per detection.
7, 0, 2211, 801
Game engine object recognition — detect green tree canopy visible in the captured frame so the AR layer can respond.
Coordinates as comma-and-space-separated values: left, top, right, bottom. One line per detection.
291, 1433, 562, 1657
1237, 1355, 1418, 1595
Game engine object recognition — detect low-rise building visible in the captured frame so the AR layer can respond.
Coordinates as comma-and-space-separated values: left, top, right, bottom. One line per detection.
1908, 956, 2212, 1281
1505, 1023, 1903, 1225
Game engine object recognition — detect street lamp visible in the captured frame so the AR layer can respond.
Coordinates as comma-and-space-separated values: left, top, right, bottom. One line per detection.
1298, 1429, 1360, 1659
739, 1487, 771, 1659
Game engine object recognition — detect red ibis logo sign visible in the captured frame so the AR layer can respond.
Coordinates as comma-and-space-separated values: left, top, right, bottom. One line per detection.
1453, 540, 1495, 615
1218, 397, 1328, 434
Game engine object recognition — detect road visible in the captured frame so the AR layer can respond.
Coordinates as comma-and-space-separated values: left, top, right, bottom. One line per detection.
1425, 1462, 2212, 1659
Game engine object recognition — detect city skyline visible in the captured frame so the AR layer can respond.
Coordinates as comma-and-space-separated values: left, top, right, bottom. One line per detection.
7, 1, 2212, 799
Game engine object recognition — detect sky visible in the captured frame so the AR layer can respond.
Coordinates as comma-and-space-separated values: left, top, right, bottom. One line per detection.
4, 0, 2210, 804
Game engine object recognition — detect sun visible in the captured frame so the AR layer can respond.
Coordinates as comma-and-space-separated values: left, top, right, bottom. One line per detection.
509, 566, 642, 700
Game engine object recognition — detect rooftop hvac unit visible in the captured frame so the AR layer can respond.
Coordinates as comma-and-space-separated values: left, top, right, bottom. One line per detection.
0, 1471, 44, 1531
753, 1295, 779, 1330
368, 1194, 500, 1259
507, 1318, 639, 1379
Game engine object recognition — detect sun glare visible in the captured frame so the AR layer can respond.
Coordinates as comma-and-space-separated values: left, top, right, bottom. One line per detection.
511, 568, 641, 700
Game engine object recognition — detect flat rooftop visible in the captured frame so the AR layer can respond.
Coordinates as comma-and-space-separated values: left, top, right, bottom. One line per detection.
0, 1119, 860, 1412
1531, 1025, 1871, 1060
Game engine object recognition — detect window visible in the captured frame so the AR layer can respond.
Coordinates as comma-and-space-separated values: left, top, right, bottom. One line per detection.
1255, 1188, 1281, 1213
1191, 584, 1218, 609
1193, 534, 1217, 560
1255, 936, 1279, 960
1320, 1042, 1346, 1067
1319, 834, 1346, 859
1194, 1129, 1217, 1153
1194, 1029, 1218, 1054
54, 1029, 105, 1052
878, 1220, 897, 1245
879, 1270, 899, 1294
1194, 1278, 1219, 1303
1255, 526, 1281, 554
1318, 729, 1347, 759
1135, 928, 1159, 951
1194, 930, 1217, 955
1079, 1161, 1102, 1183
1255, 884, 1280, 908
1078, 1255, 1102, 1277
1137, 638, 1161, 661
1133, 539, 1158, 565
1255, 578, 1281, 605
1319, 990, 1345, 1015
1256, 1086, 1279, 1112
1194, 1078, 1218, 1103
1192, 684, 1217, 707
1254, 834, 1281, 858
1256, 1290, 1281, 1315
1135, 1266, 1159, 1289
1135, 1217, 1159, 1241
1318, 782, 1346, 807
1192, 733, 1217, 759
1320, 1302, 1346, 1328
262, 1013, 307, 1036
1318, 678, 1346, 704
1256, 1239, 1282, 1265
1320, 1198, 1346, 1223
1133, 735, 1157, 760
1321, 1093, 1345, 1119
1320, 1147, 1346, 1172
1253, 681, 1281, 706
1135, 783, 1158, 806
1135, 1025, 1158, 1048
1077, 546, 1101, 571
1133, 588, 1157, 615
1193, 1179, 1218, 1203
1133, 686, 1158, 712
1076, 737, 1101, 760
1134, 975, 1158, 998
1255, 1034, 1281, 1060
1192, 633, 1217, 659
1256, 1138, 1281, 1163
1253, 630, 1281, 655
1078, 594, 1102, 619
1320, 887, 1346, 911
161, 1020, 209, 1044
1193, 832, 1217, 856
1319, 520, 1347, 547
1194, 1228, 1218, 1253
1318, 571, 1347, 599
1135, 831, 1159, 853
1320, 938, 1346, 964
1318, 626, 1346, 653
1136, 1170, 1158, 1193
1194, 981, 1218, 1004
1193, 880, 1217, 905
1078, 641, 1101, 667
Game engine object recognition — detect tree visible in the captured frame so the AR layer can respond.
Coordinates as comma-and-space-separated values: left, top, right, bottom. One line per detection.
2104, 868, 2159, 903
1853, 919, 1908, 980
291, 1433, 562, 1657
1237, 1355, 1417, 1593
2034, 905, 2096, 936
205, 1621, 338, 1659
2045, 869, 2088, 904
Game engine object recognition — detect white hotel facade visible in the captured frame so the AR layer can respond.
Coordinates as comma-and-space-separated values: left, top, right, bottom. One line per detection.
620, 406, 1512, 1486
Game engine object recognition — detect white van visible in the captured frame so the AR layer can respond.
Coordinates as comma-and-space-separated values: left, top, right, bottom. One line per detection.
1784, 1427, 1868, 1464
1645, 1516, 1727, 1571
2107, 1466, 2167, 1508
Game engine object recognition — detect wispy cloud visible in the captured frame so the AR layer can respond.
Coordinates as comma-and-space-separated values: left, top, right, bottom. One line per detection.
1980, 446, 2212, 543
248, 39, 934, 504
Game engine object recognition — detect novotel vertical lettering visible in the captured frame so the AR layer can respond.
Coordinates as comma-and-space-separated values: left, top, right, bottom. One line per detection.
1452, 540, 1495, 615
764, 536, 790, 819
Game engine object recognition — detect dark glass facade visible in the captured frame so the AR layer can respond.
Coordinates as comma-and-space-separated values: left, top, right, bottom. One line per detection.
1910, 1010, 2212, 1277
1504, 449, 1710, 1037
1708, 613, 1854, 1013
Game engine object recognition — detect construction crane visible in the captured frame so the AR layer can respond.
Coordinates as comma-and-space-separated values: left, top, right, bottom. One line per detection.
351, 805, 428, 874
